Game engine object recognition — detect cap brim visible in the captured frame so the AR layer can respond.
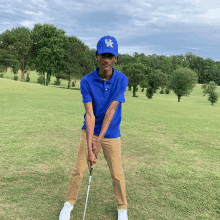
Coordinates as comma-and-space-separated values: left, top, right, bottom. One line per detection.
97, 49, 117, 56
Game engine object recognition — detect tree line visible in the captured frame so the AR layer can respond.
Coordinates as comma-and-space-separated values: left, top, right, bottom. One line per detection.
0, 23, 219, 104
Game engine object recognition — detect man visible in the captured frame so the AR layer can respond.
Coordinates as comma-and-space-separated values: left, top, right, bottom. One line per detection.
59, 35, 129, 220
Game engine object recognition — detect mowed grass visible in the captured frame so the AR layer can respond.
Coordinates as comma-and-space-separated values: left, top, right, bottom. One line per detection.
2, 68, 74, 88
0, 70, 220, 220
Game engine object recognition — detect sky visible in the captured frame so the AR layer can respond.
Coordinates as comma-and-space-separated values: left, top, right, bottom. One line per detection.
1, 0, 220, 61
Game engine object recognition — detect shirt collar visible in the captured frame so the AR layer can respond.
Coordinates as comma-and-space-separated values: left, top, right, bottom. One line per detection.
94, 67, 115, 83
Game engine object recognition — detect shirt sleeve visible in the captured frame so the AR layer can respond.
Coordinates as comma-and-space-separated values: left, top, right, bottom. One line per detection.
80, 79, 92, 103
113, 76, 129, 103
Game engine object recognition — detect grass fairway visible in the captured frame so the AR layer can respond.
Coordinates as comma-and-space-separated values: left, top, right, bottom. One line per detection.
0, 75, 220, 220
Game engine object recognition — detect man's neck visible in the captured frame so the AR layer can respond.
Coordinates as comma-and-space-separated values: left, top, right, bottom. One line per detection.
98, 67, 113, 80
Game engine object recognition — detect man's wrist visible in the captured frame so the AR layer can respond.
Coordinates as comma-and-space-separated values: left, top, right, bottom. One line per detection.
88, 146, 93, 153
96, 136, 103, 142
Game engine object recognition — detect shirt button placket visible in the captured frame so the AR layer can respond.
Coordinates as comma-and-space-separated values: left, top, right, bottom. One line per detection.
104, 81, 109, 97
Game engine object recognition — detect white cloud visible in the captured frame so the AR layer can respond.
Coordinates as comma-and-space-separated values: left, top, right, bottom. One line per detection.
19, 20, 36, 28
119, 45, 154, 56
84, 27, 102, 33
30, 0, 49, 9
22, 0, 220, 27
199, 8, 220, 19
1, 0, 220, 61
167, 14, 177, 19
79, 37, 155, 56
24, 11, 43, 16
184, 46, 203, 50
78, 36, 97, 46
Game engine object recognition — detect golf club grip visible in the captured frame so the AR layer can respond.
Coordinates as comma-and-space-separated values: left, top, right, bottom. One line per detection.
90, 167, 93, 176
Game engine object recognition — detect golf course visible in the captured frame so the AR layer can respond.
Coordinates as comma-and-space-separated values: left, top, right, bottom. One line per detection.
1, 70, 220, 220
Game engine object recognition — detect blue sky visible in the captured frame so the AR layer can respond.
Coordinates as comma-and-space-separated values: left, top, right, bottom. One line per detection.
1, 0, 220, 61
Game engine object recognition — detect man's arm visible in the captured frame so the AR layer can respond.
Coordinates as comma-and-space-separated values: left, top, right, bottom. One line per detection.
97, 100, 120, 141
84, 102, 95, 153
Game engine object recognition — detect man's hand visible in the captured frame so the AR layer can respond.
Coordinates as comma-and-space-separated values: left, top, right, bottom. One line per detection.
87, 150, 97, 173
92, 138, 102, 159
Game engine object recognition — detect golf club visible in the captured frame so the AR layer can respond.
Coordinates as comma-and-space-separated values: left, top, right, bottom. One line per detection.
83, 167, 93, 220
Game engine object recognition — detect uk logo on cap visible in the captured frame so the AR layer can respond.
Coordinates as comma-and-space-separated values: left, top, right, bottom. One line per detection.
97, 36, 118, 57
105, 39, 114, 48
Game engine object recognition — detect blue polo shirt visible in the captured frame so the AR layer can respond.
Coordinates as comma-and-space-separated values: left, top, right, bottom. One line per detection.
80, 67, 129, 138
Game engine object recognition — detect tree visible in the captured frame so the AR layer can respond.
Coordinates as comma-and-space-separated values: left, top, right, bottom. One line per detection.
169, 67, 197, 102
197, 58, 214, 84
0, 61, 7, 77
146, 69, 167, 99
0, 27, 33, 81
0, 47, 11, 76
116, 53, 135, 66
136, 53, 148, 65
59, 36, 94, 89
170, 55, 189, 72
184, 53, 220, 85
31, 23, 68, 86
0, 29, 25, 78
156, 55, 173, 75
208, 92, 218, 105
114, 63, 123, 73
145, 54, 161, 70
185, 52, 197, 69
121, 63, 147, 97
90, 48, 99, 68
201, 81, 219, 105
139, 78, 149, 92
11, 27, 33, 81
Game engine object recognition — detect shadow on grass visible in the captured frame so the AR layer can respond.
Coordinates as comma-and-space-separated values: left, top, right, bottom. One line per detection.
104, 204, 118, 220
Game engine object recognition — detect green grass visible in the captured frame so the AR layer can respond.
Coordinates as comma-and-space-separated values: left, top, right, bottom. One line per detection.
2, 68, 73, 88
0, 70, 220, 220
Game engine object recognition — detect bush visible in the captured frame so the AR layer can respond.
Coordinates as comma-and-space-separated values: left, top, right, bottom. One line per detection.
46, 78, 50, 86
165, 87, 170, 94
14, 75, 18, 81
54, 78, 61, 85
26, 75, 30, 82
141, 88, 144, 92
208, 91, 218, 105
202, 81, 219, 105
146, 88, 154, 99
72, 81, 75, 87
169, 67, 197, 102
0, 66, 7, 75
37, 76, 45, 85
202, 81, 217, 96
160, 89, 164, 94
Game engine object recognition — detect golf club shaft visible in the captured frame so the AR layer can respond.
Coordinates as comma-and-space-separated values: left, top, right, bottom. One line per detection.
83, 168, 93, 220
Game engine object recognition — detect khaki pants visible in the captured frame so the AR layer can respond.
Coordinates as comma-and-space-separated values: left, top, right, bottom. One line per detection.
65, 129, 128, 209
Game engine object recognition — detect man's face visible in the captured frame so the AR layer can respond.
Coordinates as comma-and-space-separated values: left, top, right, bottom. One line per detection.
96, 53, 117, 71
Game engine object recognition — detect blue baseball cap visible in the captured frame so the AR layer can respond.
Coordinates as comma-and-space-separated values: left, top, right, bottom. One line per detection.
97, 35, 118, 57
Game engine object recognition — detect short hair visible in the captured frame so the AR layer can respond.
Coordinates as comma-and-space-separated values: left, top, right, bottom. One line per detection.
96, 50, 118, 61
